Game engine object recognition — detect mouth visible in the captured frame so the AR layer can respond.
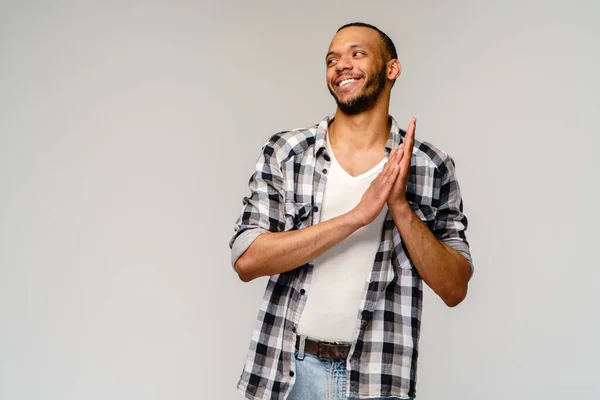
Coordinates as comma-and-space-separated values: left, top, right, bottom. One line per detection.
334, 77, 362, 92
338, 78, 359, 87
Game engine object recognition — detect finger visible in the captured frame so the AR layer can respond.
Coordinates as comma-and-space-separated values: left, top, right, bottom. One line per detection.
390, 145, 403, 167
407, 117, 416, 137
406, 118, 416, 151
382, 156, 393, 176
380, 147, 403, 181
381, 164, 401, 194
386, 147, 401, 170
385, 161, 402, 183
378, 163, 398, 186
397, 148, 404, 165
382, 148, 395, 168
399, 151, 411, 178
382, 164, 395, 182
400, 119, 416, 170
386, 148, 396, 164
386, 146, 400, 169
397, 145, 404, 160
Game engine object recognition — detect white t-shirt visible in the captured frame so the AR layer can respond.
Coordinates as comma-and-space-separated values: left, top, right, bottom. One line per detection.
296, 136, 388, 342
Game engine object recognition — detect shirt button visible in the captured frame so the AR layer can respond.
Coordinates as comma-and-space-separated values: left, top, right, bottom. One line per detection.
289, 371, 294, 377
300, 289, 306, 295
312, 206, 319, 212
322, 168, 328, 174
292, 326, 297, 333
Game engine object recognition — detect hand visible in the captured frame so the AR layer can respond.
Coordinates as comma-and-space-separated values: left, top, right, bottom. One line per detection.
350, 146, 404, 227
387, 117, 416, 208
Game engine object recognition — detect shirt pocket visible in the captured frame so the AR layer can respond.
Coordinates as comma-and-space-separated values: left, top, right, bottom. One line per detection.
284, 202, 313, 231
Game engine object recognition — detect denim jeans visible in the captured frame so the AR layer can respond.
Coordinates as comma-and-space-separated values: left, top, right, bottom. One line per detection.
287, 336, 413, 400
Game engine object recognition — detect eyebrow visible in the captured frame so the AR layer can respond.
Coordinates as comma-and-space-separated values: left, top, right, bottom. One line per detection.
325, 44, 366, 59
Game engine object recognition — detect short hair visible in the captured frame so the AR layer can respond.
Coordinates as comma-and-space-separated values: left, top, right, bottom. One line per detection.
337, 22, 398, 61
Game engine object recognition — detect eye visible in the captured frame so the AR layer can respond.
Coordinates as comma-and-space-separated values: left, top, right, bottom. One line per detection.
353, 51, 365, 57
326, 58, 337, 66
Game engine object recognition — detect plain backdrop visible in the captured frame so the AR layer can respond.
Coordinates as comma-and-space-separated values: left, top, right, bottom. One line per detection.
1, 1, 599, 399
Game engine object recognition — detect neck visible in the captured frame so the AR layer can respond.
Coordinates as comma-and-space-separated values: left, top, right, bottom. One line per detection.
329, 95, 391, 151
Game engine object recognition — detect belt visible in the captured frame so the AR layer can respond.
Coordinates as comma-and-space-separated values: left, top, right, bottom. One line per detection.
295, 336, 351, 360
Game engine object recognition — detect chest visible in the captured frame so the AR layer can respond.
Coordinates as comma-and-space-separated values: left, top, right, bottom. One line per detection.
279, 149, 441, 231
332, 147, 387, 178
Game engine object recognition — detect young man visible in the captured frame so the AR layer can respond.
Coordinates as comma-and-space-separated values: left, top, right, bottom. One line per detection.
229, 22, 474, 400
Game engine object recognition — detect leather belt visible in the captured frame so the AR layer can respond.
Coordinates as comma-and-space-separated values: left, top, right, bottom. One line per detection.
295, 336, 351, 360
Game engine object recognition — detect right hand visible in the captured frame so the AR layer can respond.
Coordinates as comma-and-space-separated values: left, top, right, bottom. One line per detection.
350, 146, 404, 227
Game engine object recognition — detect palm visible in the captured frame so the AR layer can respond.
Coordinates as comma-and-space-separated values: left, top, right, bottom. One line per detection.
353, 146, 403, 226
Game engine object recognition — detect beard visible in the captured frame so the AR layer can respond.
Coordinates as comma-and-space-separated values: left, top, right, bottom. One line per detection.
328, 66, 387, 115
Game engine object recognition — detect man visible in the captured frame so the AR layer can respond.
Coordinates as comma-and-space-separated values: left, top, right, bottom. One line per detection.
229, 22, 473, 400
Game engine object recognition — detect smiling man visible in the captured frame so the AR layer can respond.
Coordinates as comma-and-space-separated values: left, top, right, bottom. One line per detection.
229, 22, 474, 400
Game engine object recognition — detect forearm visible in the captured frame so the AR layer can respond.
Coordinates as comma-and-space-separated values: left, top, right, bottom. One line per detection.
234, 212, 362, 282
390, 201, 471, 307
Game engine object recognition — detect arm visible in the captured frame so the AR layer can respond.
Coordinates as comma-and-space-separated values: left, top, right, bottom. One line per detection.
231, 140, 404, 282
389, 202, 471, 307
235, 214, 361, 282
388, 118, 472, 307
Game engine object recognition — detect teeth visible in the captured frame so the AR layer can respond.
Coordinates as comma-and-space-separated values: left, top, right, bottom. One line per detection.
339, 78, 357, 87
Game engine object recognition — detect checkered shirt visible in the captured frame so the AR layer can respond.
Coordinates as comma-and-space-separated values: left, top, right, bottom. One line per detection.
229, 115, 473, 399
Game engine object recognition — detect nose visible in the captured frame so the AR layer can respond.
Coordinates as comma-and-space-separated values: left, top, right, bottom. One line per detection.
335, 54, 353, 73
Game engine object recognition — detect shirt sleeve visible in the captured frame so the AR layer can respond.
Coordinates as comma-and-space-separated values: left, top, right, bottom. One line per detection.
433, 153, 474, 274
229, 141, 287, 268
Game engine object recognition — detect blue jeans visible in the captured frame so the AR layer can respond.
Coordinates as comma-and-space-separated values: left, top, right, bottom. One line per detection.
287, 337, 413, 400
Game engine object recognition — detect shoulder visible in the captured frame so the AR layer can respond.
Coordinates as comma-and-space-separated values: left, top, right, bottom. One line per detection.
412, 137, 454, 175
390, 117, 454, 175
261, 125, 320, 163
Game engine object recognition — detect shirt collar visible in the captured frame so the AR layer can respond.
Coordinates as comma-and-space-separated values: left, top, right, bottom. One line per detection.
315, 114, 405, 158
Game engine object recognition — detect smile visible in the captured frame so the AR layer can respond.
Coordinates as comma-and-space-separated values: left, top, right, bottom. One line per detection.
338, 78, 358, 87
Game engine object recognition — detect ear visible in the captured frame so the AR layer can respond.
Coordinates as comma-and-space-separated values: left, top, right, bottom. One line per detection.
387, 59, 401, 81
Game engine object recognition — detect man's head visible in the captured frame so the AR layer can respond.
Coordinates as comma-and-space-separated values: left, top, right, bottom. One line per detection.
326, 22, 400, 115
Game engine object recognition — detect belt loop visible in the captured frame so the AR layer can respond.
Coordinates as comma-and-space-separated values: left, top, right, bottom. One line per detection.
297, 335, 306, 360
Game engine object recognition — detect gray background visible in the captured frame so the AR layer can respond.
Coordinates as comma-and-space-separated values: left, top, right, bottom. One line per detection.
1, 1, 599, 399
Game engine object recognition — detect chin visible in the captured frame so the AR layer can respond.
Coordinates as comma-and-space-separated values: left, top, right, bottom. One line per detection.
336, 92, 362, 106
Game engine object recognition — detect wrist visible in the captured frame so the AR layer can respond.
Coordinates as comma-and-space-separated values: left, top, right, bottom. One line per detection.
389, 199, 412, 219
344, 208, 367, 230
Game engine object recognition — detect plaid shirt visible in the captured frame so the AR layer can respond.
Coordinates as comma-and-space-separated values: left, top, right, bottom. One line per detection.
230, 115, 473, 400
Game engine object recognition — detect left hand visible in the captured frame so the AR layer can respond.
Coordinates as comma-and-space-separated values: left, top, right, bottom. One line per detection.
387, 117, 416, 207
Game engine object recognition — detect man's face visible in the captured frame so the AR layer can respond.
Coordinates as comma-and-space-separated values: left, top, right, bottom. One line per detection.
326, 27, 389, 115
